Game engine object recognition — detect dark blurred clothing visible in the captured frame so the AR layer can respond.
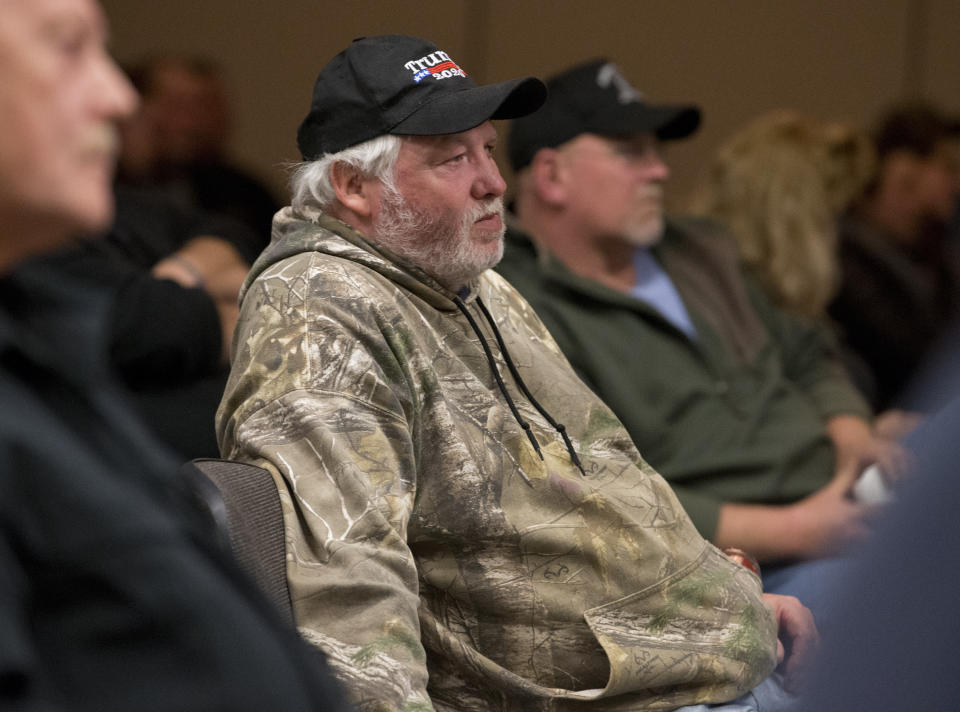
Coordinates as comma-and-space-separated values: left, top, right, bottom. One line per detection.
111, 183, 266, 265
0, 267, 347, 711
829, 212, 960, 410
119, 159, 280, 244
14, 186, 259, 458
797, 356, 960, 711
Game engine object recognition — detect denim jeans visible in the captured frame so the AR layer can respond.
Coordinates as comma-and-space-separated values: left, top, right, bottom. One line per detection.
761, 556, 851, 626
674, 675, 797, 712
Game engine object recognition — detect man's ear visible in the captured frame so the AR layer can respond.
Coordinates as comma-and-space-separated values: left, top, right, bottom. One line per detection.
529, 148, 569, 207
330, 161, 376, 218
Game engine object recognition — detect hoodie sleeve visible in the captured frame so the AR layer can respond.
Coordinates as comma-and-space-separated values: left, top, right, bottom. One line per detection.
217, 253, 435, 712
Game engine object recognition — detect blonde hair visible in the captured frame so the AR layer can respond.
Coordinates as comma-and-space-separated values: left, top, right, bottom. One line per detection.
689, 110, 875, 317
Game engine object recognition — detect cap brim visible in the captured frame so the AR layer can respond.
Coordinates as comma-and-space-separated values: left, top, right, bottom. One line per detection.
391, 76, 547, 137
593, 103, 701, 142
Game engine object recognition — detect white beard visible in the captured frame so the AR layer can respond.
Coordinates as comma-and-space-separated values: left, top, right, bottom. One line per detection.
621, 184, 665, 247
372, 185, 505, 290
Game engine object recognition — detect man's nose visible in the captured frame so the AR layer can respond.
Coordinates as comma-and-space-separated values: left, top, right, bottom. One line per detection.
652, 156, 670, 181
472, 153, 507, 199
95, 53, 139, 121
637, 149, 670, 183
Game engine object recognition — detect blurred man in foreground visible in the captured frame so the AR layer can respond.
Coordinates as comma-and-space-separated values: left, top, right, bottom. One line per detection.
0, 1, 345, 708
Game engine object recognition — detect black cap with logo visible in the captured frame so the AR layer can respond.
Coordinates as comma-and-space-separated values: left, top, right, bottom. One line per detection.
297, 34, 547, 160
508, 58, 701, 171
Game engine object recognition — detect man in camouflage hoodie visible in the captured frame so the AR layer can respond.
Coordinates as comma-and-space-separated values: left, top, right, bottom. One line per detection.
216, 35, 816, 712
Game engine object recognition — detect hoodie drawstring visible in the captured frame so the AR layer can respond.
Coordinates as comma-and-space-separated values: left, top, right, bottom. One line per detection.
474, 297, 587, 478
453, 294, 586, 482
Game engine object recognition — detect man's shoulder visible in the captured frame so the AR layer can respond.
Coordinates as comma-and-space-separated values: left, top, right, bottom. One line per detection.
252, 240, 398, 299
658, 215, 746, 282
480, 267, 545, 321
254, 210, 420, 299
498, 225, 588, 293
663, 215, 739, 252
257, 246, 375, 278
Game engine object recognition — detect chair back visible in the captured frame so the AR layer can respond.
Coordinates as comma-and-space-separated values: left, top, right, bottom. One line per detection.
184, 457, 294, 625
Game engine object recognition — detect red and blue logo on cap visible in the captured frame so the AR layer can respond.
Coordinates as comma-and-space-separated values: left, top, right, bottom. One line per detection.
405, 51, 468, 84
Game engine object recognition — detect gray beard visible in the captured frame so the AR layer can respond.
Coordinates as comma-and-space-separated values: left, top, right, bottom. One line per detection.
371, 185, 505, 290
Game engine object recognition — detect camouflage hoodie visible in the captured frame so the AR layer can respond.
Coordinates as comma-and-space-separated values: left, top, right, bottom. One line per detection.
216, 206, 778, 712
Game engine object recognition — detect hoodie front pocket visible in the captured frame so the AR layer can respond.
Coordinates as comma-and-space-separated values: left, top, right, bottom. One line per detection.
583, 544, 777, 701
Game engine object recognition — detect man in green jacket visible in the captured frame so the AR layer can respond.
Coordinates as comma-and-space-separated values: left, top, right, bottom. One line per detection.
217, 35, 815, 712
499, 60, 895, 598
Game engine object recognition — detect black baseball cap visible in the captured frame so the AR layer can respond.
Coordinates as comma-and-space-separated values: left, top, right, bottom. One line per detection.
297, 34, 547, 160
508, 58, 701, 171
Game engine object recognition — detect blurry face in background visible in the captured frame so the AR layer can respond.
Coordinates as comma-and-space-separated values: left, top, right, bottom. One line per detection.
916, 139, 960, 223
0, 0, 137, 249
556, 132, 670, 248
147, 61, 231, 164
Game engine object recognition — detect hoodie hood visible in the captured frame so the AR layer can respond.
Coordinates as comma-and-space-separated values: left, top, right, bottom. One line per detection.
241, 205, 478, 311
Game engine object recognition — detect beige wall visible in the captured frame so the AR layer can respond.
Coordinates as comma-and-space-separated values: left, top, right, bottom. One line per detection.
101, 0, 959, 209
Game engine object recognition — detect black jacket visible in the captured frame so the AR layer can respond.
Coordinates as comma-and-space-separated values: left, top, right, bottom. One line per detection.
0, 267, 347, 711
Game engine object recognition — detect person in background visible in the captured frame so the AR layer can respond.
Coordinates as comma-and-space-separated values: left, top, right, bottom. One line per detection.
830, 102, 960, 411
119, 54, 280, 240
15, 186, 256, 458
217, 35, 815, 712
688, 109, 920, 440
0, 0, 346, 708
499, 60, 896, 615
689, 110, 872, 321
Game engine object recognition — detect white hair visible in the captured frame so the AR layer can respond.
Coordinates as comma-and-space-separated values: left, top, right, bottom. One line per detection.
288, 134, 403, 211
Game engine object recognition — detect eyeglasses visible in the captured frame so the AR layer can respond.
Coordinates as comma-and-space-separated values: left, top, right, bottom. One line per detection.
607, 136, 664, 164
558, 133, 668, 172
